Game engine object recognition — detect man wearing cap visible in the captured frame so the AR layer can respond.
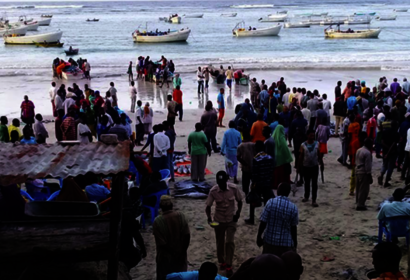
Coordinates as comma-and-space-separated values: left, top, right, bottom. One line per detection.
153, 195, 191, 280
205, 171, 243, 277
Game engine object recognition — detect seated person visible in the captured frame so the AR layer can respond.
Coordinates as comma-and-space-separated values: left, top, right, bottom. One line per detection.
140, 171, 168, 207
85, 182, 111, 202
20, 125, 37, 144
377, 188, 410, 235
166, 262, 227, 280
371, 242, 406, 280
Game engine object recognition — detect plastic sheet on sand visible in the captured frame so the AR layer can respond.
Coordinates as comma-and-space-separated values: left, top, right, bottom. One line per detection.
173, 180, 213, 199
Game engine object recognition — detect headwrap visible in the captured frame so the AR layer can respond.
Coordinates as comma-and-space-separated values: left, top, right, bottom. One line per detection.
272, 125, 293, 167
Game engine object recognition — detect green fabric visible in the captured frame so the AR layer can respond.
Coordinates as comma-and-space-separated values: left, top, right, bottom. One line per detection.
0, 124, 9, 143
272, 124, 293, 166
188, 131, 208, 155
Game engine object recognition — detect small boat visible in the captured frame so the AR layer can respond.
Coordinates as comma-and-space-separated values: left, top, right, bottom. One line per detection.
65, 48, 79, 55
259, 17, 286, 22
301, 18, 324, 25
344, 17, 372, 25
20, 21, 39, 31
41, 15, 53, 18
394, 9, 408, 12
233, 22, 281, 37
221, 13, 237, 17
62, 67, 84, 80
312, 12, 329, 16
278, 10, 288, 14
132, 28, 191, 43
375, 15, 397, 20
37, 18, 52, 26
35, 41, 64, 48
0, 25, 27, 36
164, 15, 181, 24
86, 18, 99, 22
19, 16, 33, 23
230, 4, 274, 9
4, 31, 63, 45
183, 14, 204, 18
319, 18, 346, 26
324, 28, 381, 39
267, 14, 288, 21
284, 22, 310, 28
354, 12, 376, 16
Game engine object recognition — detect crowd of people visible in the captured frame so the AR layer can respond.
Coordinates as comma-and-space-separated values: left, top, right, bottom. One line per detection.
3, 61, 410, 279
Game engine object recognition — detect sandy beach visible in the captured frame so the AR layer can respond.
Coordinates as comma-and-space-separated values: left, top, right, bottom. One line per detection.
34, 103, 409, 280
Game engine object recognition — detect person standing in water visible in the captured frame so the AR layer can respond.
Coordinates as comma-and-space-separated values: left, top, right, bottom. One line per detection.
127, 61, 134, 82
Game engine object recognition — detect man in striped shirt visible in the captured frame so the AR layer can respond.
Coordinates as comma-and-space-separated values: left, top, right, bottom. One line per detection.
257, 182, 299, 256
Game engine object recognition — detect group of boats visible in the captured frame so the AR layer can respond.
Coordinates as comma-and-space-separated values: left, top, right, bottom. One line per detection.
0, 14, 63, 46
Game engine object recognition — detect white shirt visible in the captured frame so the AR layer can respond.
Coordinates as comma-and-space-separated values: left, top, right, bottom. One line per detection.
129, 86, 137, 98
105, 113, 114, 127
135, 106, 144, 125
109, 86, 118, 100
386, 96, 393, 108
153, 131, 170, 158
55, 95, 63, 111
282, 92, 290, 106
322, 100, 331, 116
377, 112, 385, 127
49, 86, 57, 101
84, 62, 91, 71
301, 108, 311, 127
405, 128, 410, 152
62, 98, 76, 115
197, 70, 204, 82
77, 123, 91, 144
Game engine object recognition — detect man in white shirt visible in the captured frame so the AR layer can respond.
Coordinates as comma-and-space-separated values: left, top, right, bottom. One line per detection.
301, 103, 311, 131
129, 81, 137, 113
385, 89, 393, 108
62, 93, 76, 115
84, 59, 91, 80
109, 82, 118, 107
197, 66, 204, 94
282, 89, 291, 107
322, 94, 332, 126
152, 124, 170, 172
77, 115, 92, 144
135, 100, 144, 146
403, 78, 410, 94
49, 82, 57, 116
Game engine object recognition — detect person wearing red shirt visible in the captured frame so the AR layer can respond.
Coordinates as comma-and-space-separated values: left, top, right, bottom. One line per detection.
173, 85, 183, 121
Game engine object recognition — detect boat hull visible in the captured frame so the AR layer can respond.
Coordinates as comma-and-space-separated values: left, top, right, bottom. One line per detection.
0, 26, 27, 36
376, 16, 397, 21
221, 13, 237, 17
37, 18, 52, 26
284, 23, 310, 28
344, 19, 372, 25
234, 25, 281, 37
260, 16, 287, 22
4, 31, 63, 44
25, 22, 39, 31
394, 9, 408, 12
184, 14, 203, 18
325, 29, 381, 39
133, 29, 191, 43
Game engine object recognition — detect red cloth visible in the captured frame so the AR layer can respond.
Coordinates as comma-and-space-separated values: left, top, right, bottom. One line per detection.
94, 96, 104, 108
61, 116, 76, 140
20, 100, 35, 119
173, 89, 183, 104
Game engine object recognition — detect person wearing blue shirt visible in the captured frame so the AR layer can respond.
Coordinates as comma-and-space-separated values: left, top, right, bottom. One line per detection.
166, 262, 227, 280
217, 88, 225, 127
258, 85, 269, 110
20, 125, 37, 144
85, 183, 111, 202
347, 96, 357, 111
221, 121, 242, 184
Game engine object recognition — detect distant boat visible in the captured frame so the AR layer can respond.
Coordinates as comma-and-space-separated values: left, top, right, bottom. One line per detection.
375, 15, 397, 20
37, 18, 52, 26
284, 22, 310, 28
35, 42, 64, 48
230, 4, 274, 9
325, 28, 381, 39
233, 22, 281, 37
4, 31, 63, 45
41, 15, 53, 18
86, 18, 99, 22
344, 17, 372, 25
183, 14, 204, 18
0, 25, 27, 36
132, 28, 191, 43
277, 10, 288, 14
164, 15, 181, 24
65, 48, 79, 55
259, 17, 286, 22
354, 12, 376, 16
221, 13, 237, 17
266, 14, 288, 21
394, 9, 408, 12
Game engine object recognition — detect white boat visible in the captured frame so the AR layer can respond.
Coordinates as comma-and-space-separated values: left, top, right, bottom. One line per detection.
164, 15, 181, 24
376, 15, 397, 21
301, 18, 323, 25
312, 12, 329, 16
284, 22, 310, 28
324, 28, 381, 39
132, 28, 190, 43
267, 14, 288, 21
19, 21, 39, 31
233, 23, 281, 37
18, 16, 33, 23
319, 18, 346, 26
62, 68, 83, 80
0, 25, 27, 36
394, 9, 408, 12
3, 31, 63, 45
183, 14, 203, 18
259, 17, 286, 22
37, 18, 52, 26
344, 17, 372, 25
230, 4, 274, 9
278, 10, 288, 14
41, 15, 53, 18
221, 13, 237, 17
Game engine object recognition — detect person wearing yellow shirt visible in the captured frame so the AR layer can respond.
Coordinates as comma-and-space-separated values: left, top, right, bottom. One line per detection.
8, 118, 22, 140
225, 66, 233, 90
288, 87, 297, 105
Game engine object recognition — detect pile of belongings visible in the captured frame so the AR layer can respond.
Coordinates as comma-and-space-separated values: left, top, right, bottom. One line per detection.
174, 180, 213, 198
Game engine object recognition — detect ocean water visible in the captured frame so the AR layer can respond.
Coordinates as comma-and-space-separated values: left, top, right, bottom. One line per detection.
0, 0, 410, 79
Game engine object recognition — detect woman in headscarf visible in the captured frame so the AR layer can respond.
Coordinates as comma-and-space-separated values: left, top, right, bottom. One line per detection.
272, 124, 293, 189
143, 102, 153, 134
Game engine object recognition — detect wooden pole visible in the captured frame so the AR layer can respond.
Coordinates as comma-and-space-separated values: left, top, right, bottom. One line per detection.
107, 173, 125, 280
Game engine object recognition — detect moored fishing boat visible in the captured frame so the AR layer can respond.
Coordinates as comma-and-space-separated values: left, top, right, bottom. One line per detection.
0, 24, 27, 36
354, 12, 376, 16
37, 17, 52, 26
394, 9, 408, 12
344, 17, 372, 25
375, 15, 397, 21
284, 22, 310, 28
19, 21, 39, 31
230, 4, 274, 9
233, 22, 281, 37
41, 14, 53, 18
266, 14, 288, 21
259, 17, 286, 22
324, 27, 381, 38
164, 14, 181, 24
221, 13, 237, 17
132, 28, 190, 43
183, 14, 203, 18
35, 41, 64, 48
3, 31, 63, 45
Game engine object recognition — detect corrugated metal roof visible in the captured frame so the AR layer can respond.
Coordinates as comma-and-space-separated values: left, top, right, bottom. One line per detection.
0, 141, 131, 186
